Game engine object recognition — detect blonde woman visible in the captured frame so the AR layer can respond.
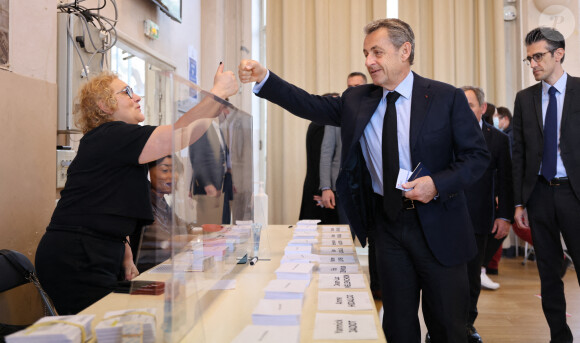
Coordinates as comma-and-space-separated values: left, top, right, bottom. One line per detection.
36, 64, 237, 314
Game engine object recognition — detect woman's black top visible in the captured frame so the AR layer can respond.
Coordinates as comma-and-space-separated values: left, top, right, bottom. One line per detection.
51, 121, 157, 238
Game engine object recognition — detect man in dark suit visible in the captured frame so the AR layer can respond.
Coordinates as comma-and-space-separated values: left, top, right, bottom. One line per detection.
239, 18, 489, 343
513, 27, 580, 343
189, 120, 229, 224
461, 86, 513, 343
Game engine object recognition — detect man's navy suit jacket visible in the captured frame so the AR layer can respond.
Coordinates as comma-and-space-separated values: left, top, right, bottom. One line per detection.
465, 121, 514, 235
189, 124, 227, 195
513, 75, 580, 206
257, 71, 490, 266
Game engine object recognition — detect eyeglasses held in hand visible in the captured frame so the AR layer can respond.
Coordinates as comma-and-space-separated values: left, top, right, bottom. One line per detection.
523, 50, 555, 66
116, 86, 134, 99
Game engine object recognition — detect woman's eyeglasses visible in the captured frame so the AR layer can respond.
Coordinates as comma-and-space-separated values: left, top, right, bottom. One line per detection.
116, 86, 134, 99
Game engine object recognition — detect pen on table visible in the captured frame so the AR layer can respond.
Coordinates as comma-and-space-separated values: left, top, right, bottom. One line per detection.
249, 256, 259, 265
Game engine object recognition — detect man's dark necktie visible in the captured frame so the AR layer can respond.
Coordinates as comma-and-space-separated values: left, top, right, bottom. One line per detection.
382, 91, 401, 221
541, 86, 558, 181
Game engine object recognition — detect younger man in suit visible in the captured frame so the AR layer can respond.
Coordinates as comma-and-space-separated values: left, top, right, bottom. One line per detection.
513, 27, 580, 343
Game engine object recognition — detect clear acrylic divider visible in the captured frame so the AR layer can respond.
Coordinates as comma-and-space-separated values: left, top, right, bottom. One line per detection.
132, 71, 254, 342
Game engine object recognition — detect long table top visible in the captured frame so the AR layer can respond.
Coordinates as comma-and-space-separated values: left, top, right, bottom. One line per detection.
80, 225, 386, 342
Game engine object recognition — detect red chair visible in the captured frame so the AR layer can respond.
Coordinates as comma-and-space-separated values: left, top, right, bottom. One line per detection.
512, 223, 534, 265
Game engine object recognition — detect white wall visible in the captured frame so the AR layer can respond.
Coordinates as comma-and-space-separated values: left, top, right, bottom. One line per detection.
85, 0, 201, 78
10, 0, 57, 82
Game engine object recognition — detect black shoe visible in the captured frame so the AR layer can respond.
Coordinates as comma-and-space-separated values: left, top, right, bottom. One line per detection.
466, 325, 483, 343
425, 332, 431, 343
561, 255, 572, 278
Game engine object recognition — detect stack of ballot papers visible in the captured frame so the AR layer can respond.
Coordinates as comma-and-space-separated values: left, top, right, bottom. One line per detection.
284, 246, 312, 255
252, 299, 303, 326
275, 263, 314, 280
292, 231, 319, 238
318, 255, 356, 264
6, 314, 94, 343
287, 238, 318, 246
321, 232, 350, 239
318, 263, 360, 274
317, 291, 374, 311
280, 253, 319, 264
321, 226, 350, 233
296, 219, 321, 225
264, 279, 310, 300
319, 246, 355, 255
193, 245, 227, 260
94, 308, 157, 343
320, 238, 354, 246
313, 313, 378, 340
231, 325, 300, 343
318, 273, 366, 289
293, 220, 320, 232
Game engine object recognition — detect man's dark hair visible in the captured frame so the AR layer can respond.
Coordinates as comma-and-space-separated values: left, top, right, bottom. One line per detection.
497, 106, 512, 123
348, 72, 367, 83
483, 102, 495, 125
525, 27, 566, 63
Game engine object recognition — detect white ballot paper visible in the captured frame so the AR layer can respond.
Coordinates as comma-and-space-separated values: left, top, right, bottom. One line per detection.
321, 239, 354, 246
321, 232, 351, 239
293, 231, 319, 238
287, 238, 318, 246
284, 246, 312, 255
281, 253, 319, 264
94, 308, 157, 343
319, 246, 355, 255
275, 263, 314, 280
293, 225, 318, 232
396, 168, 413, 191
313, 313, 378, 340
297, 219, 321, 225
318, 274, 366, 289
319, 255, 356, 264
252, 299, 303, 326
317, 291, 373, 311
318, 264, 360, 274
321, 226, 350, 233
6, 314, 95, 343
264, 279, 310, 300
231, 325, 300, 343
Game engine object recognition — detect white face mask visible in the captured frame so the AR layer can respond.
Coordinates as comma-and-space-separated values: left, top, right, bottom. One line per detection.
493, 116, 501, 129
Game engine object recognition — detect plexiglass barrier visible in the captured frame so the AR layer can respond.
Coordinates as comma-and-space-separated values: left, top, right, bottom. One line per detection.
130, 71, 260, 342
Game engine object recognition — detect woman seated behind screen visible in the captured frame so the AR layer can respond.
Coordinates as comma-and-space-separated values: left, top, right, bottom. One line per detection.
133, 155, 194, 271
35, 64, 237, 314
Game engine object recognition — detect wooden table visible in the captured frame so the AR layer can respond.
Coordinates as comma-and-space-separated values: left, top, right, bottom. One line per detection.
80, 225, 386, 342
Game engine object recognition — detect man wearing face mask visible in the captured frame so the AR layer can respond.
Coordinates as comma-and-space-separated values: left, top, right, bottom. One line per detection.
494, 107, 513, 149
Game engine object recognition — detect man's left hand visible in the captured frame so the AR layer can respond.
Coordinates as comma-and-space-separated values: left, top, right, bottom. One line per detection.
402, 176, 437, 203
491, 219, 511, 239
